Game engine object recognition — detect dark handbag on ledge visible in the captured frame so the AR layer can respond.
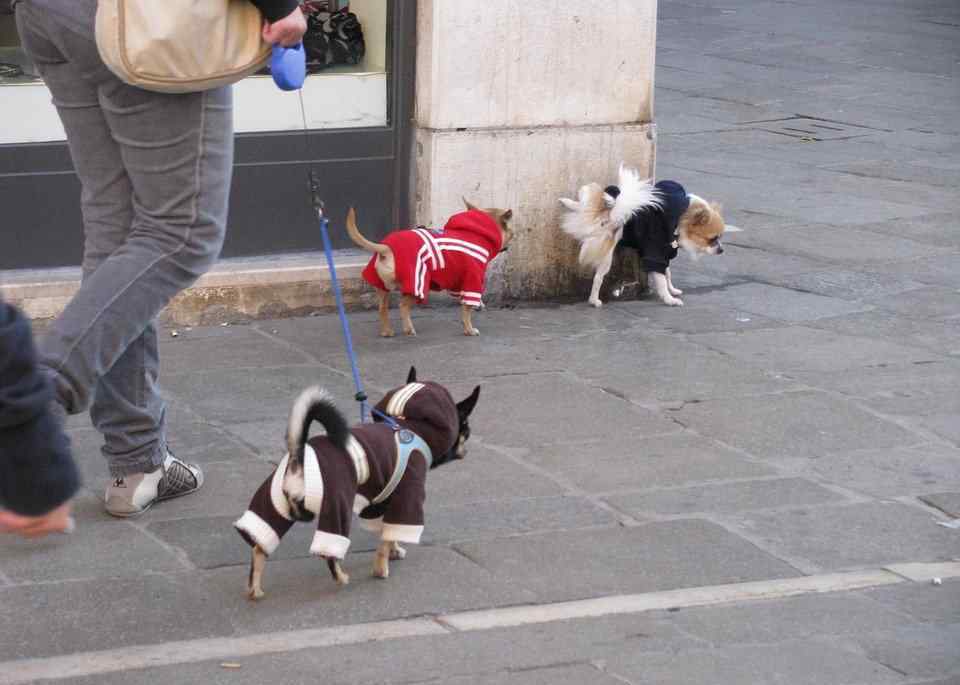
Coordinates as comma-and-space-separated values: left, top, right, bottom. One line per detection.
302, 2, 366, 72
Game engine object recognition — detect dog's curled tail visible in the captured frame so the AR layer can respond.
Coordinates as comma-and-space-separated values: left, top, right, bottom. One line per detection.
346, 207, 390, 257
286, 387, 350, 467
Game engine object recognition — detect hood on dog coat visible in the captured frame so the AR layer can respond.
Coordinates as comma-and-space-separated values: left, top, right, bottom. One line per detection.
235, 382, 459, 559
361, 210, 504, 309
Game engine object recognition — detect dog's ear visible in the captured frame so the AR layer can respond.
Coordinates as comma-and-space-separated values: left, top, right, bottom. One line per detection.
406, 366, 417, 383
462, 197, 480, 212
500, 209, 513, 222
457, 385, 481, 419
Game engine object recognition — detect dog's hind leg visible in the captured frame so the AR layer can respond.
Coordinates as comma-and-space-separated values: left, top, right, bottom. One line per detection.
461, 304, 480, 337
399, 294, 417, 336
247, 546, 267, 601
373, 540, 392, 579
612, 251, 642, 299
326, 557, 350, 585
666, 267, 683, 296
377, 290, 395, 338
588, 248, 615, 308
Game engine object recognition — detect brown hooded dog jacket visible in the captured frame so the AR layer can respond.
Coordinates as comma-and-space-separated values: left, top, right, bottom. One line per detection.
235, 382, 458, 559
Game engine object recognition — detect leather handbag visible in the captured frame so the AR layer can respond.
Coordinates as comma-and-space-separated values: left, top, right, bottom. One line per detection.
95, 0, 271, 93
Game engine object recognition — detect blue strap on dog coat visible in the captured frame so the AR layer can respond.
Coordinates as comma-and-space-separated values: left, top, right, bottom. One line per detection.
371, 429, 432, 505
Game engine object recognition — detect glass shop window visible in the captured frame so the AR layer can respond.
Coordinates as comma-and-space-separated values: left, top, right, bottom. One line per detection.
0, 1, 391, 144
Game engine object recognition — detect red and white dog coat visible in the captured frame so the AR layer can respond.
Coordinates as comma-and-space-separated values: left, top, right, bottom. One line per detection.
361, 209, 504, 309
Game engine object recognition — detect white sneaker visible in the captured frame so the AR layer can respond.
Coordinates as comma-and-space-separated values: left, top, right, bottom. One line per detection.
104, 452, 203, 518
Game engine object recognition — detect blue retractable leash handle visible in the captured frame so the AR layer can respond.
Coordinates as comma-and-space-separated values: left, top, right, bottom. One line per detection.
270, 43, 306, 91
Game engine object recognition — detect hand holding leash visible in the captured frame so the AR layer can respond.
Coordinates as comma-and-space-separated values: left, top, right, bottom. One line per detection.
262, 6, 308, 47
264, 5, 307, 91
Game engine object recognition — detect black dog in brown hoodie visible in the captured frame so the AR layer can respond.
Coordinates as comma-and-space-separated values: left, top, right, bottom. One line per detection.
235, 367, 480, 600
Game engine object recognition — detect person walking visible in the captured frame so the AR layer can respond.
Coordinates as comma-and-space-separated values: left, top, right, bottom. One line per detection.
2, 0, 306, 528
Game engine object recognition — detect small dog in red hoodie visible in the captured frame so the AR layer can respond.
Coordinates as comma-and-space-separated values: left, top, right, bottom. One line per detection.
347, 200, 514, 337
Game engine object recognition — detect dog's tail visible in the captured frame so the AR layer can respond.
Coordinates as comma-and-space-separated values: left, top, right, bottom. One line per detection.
286, 387, 350, 468
610, 164, 661, 228
346, 207, 391, 257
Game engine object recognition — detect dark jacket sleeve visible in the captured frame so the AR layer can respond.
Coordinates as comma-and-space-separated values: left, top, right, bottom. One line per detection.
249, 0, 301, 24
0, 301, 79, 516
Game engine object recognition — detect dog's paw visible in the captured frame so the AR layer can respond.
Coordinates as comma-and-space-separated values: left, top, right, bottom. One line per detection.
380, 328, 396, 338
663, 296, 684, 307
588, 297, 603, 308
390, 543, 407, 560
464, 327, 480, 336
403, 327, 417, 337
247, 586, 264, 601
668, 287, 683, 296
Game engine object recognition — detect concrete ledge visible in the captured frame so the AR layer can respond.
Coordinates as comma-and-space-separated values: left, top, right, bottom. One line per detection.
0, 251, 383, 327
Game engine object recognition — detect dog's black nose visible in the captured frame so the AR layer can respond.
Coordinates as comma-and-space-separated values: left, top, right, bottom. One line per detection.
716, 246, 724, 254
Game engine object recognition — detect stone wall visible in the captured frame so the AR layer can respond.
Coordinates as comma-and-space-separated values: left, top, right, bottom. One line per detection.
414, 0, 658, 301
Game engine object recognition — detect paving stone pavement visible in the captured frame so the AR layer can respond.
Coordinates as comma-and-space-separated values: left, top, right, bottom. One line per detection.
3, 0, 960, 682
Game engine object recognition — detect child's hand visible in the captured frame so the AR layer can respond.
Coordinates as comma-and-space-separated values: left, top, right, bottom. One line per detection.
0, 502, 74, 538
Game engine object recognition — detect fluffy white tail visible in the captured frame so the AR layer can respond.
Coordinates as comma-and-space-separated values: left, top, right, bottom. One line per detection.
611, 164, 661, 227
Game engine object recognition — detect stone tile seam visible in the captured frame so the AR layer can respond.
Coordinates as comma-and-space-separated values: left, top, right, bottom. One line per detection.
247, 324, 318, 365
144, 396, 264, 460
590, 658, 642, 685
440, 521, 627, 548
805, 385, 957, 449
589, 473, 834, 498
704, 513, 821, 576
125, 520, 197, 573
718, 239, 940, 272
674, 377, 949, 457
476, 437, 646, 528
6, 564, 959, 684
890, 495, 960, 523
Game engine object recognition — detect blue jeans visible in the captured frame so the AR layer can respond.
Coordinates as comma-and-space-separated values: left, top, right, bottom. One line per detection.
15, 1, 233, 477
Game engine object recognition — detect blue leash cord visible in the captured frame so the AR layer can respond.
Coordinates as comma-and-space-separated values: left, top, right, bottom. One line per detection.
310, 172, 399, 430
284, 65, 398, 429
